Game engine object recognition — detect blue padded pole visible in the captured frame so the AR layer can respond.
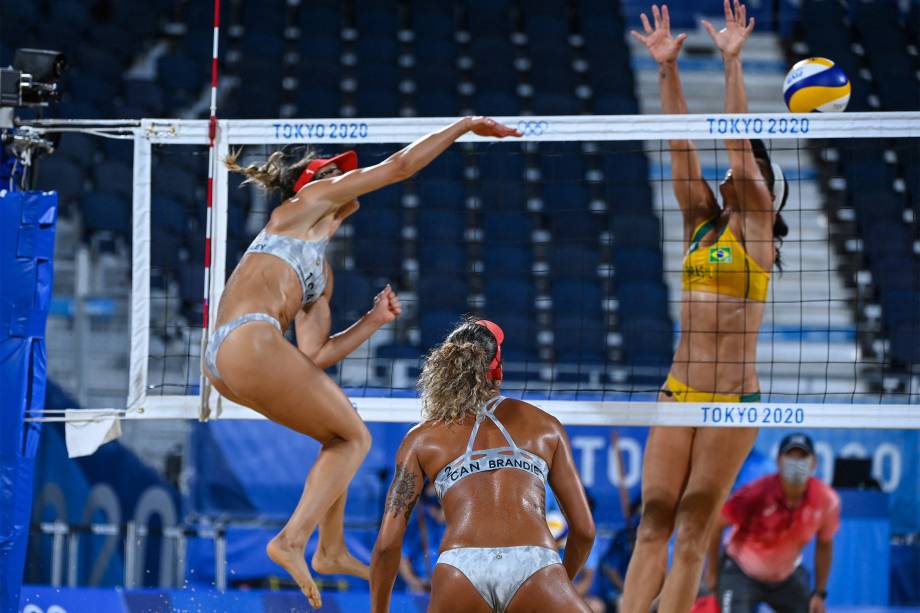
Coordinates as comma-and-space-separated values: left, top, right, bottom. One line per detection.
0, 189, 57, 611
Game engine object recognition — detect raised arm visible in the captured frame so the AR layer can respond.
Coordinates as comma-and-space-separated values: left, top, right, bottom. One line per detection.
632, 5, 717, 229
546, 419, 595, 580
370, 432, 425, 613
299, 117, 520, 222
703, 0, 772, 213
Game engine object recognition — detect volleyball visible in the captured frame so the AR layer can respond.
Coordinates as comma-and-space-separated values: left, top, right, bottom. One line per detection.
546, 510, 569, 541
782, 57, 851, 112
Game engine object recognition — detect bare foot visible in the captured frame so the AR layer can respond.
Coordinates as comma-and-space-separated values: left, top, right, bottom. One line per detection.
311, 547, 370, 580
267, 536, 322, 608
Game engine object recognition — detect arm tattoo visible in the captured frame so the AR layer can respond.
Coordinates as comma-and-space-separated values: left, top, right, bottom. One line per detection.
384, 462, 419, 521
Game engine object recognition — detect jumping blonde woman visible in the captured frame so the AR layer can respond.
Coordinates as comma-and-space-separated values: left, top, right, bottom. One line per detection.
370, 318, 596, 613
623, 3, 790, 611
203, 117, 521, 608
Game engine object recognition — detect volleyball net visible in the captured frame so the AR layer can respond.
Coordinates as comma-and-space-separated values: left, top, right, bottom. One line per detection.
28, 112, 920, 429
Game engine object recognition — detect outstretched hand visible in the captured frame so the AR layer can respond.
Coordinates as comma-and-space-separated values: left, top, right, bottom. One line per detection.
702, 0, 755, 58
469, 116, 523, 138
368, 284, 402, 325
630, 4, 688, 65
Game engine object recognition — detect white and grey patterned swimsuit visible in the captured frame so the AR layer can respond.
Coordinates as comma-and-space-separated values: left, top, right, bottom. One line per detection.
203, 231, 328, 382
433, 397, 561, 613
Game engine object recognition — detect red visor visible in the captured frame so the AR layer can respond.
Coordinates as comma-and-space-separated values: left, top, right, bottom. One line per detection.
293, 150, 358, 193
475, 319, 504, 382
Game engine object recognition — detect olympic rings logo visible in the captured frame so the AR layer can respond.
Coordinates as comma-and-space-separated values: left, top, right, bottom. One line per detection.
517, 120, 550, 136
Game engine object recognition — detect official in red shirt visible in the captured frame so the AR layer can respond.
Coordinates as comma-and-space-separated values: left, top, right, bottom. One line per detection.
705, 433, 840, 613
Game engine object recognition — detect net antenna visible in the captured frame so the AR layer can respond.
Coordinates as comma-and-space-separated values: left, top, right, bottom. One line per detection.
21, 111, 920, 435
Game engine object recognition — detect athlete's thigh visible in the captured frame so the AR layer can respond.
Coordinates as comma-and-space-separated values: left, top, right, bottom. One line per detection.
641, 425, 695, 509
217, 325, 365, 443
506, 564, 592, 613
428, 564, 491, 613
685, 427, 758, 502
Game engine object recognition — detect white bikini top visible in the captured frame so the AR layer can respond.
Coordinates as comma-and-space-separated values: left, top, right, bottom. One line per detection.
433, 396, 550, 500
245, 230, 328, 306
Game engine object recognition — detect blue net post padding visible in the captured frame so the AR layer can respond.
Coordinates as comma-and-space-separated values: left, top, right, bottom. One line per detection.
0, 189, 57, 611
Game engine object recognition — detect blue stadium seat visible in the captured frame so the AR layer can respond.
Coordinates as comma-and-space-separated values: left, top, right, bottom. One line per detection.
547, 245, 600, 277
94, 160, 134, 199
862, 221, 912, 260
241, 31, 286, 61
80, 192, 131, 238
609, 184, 654, 213
418, 210, 466, 242
178, 264, 205, 306
297, 34, 342, 67
525, 13, 570, 40
418, 181, 466, 210
356, 5, 400, 35
552, 279, 603, 315
416, 61, 460, 91
539, 154, 586, 182
541, 184, 591, 213
531, 93, 581, 115
553, 315, 607, 362
617, 281, 670, 321
75, 45, 126, 82
413, 7, 455, 40
483, 278, 536, 314
299, 5, 343, 34
872, 258, 920, 293
352, 208, 403, 238
415, 92, 460, 117
153, 163, 198, 205
889, 323, 920, 367
356, 89, 401, 118
35, 158, 86, 209
483, 212, 533, 244
466, 3, 513, 36
56, 133, 99, 167
882, 291, 920, 328
331, 271, 374, 313
593, 95, 639, 115
472, 92, 521, 116
151, 230, 182, 272
124, 79, 166, 115
357, 36, 400, 64
603, 153, 649, 184
614, 247, 665, 284
365, 183, 403, 210
353, 239, 403, 280
493, 315, 539, 360
482, 244, 532, 275
843, 155, 895, 192
157, 54, 203, 95
418, 275, 469, 310
420, 151, 465, 181
296, 88, 341, 118
477, 151, 525, 182
620, 316, 673, 366
421, 310, 464, 349
50, 0, 91, 31
548, 210, 603, 243
417, 243, 468, 276
479, 181, 526, 211
611, 213, 661, 248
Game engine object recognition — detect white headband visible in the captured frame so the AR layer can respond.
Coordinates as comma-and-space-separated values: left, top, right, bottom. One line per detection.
771, 161, 787, 209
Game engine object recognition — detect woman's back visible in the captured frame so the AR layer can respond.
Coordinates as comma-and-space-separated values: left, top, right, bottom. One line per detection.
411, 397, 560, 551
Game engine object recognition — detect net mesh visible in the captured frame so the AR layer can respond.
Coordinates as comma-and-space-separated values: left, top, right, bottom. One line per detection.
137, 126, 920, 411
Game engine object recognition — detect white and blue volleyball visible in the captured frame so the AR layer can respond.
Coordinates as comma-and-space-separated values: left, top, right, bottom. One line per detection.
782, 57, 851, 113
546, 510, 569, 541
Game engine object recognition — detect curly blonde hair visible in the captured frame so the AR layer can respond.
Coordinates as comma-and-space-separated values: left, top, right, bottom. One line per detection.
224, 148, 318, 200
418, 318, 500, 423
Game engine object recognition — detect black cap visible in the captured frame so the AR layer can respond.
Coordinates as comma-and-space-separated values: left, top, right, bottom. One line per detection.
779, 433, 815, 456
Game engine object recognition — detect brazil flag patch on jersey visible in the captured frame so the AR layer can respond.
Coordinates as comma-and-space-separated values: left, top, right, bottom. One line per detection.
709, 246, 733, 264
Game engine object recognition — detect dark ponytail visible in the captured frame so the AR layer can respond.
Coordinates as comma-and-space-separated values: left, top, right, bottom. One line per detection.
750, 139, 789, 271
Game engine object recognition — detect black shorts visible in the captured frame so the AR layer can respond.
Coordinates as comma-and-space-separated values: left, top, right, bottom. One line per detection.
717, 555, 810, 613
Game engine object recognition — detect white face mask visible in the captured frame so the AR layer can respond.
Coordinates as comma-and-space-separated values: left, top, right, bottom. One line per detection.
781, 457, 812, 486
